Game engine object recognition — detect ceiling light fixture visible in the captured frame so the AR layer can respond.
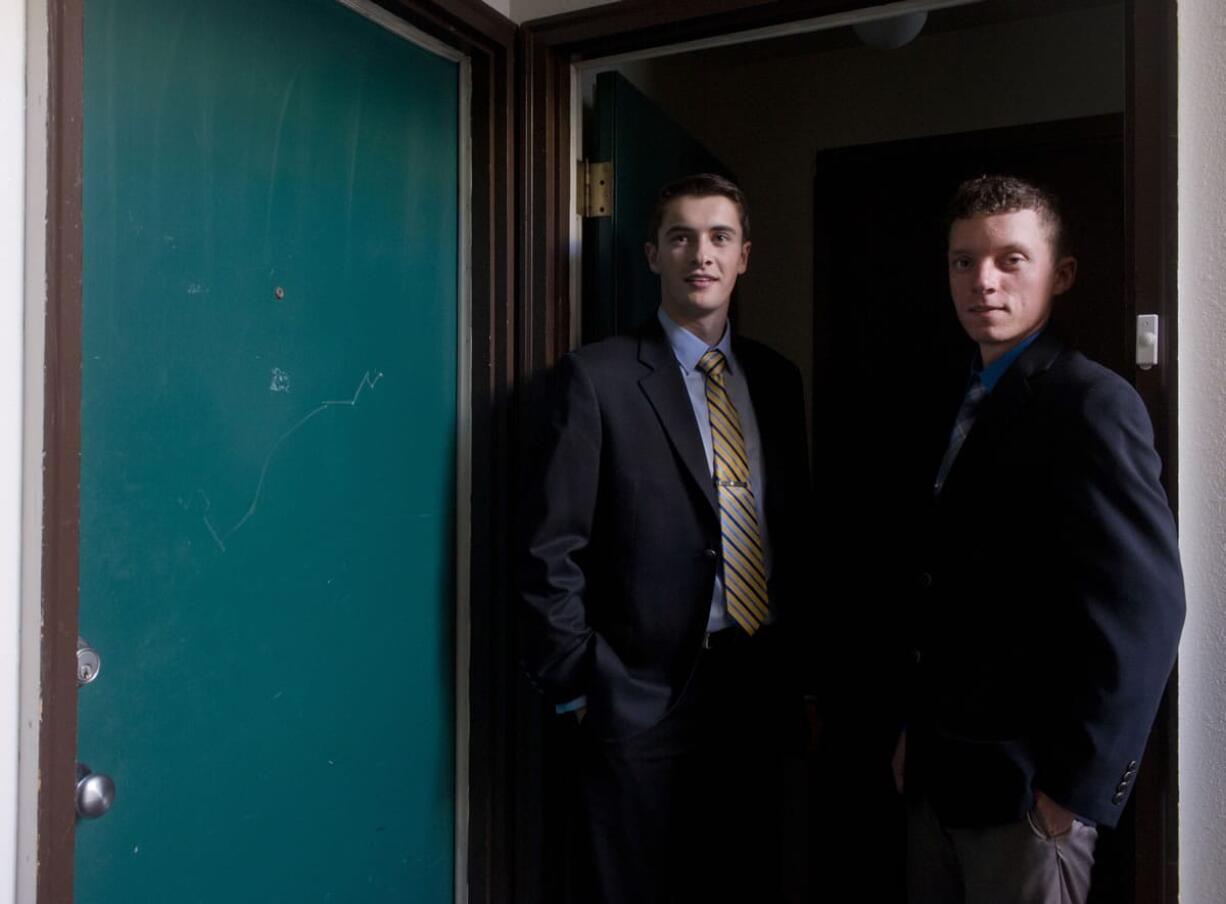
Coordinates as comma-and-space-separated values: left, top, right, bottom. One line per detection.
853, 12, 929, 49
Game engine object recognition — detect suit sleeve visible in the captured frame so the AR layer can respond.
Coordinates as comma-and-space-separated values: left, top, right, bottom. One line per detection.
518, 353, 602, 704
1035, 376, 1185, 824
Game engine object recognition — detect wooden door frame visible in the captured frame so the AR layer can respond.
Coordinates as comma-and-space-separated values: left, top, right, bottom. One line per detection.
520, 1, 1179, 902
38, 0, 516, 901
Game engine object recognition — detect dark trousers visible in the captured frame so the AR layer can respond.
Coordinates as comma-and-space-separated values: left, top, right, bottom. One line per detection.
578, 629, 792, 904
808, 718, 907, 902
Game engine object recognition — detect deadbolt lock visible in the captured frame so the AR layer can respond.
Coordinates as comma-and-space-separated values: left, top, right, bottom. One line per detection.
77, 637, 101, 687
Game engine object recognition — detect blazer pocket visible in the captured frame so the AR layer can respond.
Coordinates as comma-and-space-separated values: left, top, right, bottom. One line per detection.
925, 732, 1037, 823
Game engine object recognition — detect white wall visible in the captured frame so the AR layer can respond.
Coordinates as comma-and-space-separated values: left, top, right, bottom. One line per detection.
1177, 1, 1226, 901
16, 0, 47, 897
0, 0, 28, 901
482, 0, 511, 19
511, 0, 615, 23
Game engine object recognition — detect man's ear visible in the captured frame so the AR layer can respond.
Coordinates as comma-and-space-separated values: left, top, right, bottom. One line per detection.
644, 242, 660, 274
1053, 255, 1078, 296
738, 240, 752, 274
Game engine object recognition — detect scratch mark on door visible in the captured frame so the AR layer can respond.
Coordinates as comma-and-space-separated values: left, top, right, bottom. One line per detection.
199, 370, 384, 551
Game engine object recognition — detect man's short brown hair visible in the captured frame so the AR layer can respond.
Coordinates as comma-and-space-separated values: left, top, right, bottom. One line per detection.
947, 174, 1065, 255
646, 173, 750, 243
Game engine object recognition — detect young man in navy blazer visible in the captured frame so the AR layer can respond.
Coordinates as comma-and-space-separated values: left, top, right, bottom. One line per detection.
894, 175, 1185, 904
520, 174, 811, 903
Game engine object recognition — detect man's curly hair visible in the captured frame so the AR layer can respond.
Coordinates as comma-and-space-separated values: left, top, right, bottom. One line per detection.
947, 174, 1065, 255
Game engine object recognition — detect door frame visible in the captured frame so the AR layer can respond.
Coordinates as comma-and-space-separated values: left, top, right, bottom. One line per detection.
35, 0, 516, 901
519, 2, 1179, 902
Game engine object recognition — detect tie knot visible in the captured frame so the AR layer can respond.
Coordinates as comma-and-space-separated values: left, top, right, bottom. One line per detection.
697, 349, 727, 380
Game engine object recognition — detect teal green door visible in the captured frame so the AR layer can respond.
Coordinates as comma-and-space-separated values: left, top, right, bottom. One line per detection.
75, 1, 460, 901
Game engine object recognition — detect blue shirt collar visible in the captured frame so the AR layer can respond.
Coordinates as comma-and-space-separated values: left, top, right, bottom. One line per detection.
657, 306, 733, 373
976, 328, 1042, 392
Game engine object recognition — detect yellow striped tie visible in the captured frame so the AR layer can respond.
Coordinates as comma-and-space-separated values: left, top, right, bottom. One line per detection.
697, 349, 768, 635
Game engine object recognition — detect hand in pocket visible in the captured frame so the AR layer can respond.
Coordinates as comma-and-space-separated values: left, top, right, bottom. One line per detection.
1030, 789, 1076, 838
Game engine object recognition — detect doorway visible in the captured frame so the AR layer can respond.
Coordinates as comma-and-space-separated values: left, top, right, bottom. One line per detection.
524, 1, 1176, 902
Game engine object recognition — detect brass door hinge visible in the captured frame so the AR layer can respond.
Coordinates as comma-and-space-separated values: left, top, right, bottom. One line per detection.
577, 160, 613, 218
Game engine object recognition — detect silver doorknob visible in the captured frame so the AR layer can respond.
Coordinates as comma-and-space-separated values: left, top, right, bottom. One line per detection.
76, 637, 101, 687
75, 763, 116, 820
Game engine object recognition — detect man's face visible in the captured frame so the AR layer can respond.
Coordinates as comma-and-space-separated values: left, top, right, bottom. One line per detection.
645, 194, 750, 325
948, 208, 1076, 364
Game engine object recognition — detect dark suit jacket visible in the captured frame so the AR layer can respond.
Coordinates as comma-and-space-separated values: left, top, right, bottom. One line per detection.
904, 330, 1185, 828
519, 317, 811, 741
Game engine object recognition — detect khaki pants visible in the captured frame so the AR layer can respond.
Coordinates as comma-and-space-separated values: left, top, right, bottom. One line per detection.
907, 794, 1098, 904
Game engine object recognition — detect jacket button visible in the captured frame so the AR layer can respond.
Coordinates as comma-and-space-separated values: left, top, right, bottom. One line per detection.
917, 572, 933, 590
1127, 760, 1138, 771
1112, 792, 1125, 804
703, 548, 719, 561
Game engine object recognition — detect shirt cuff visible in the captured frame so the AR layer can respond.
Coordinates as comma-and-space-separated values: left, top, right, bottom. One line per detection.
555, 695, 588, 715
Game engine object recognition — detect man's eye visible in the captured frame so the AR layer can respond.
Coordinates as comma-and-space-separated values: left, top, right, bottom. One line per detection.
671, 235, 688, 245
1003, 255, 1025, 267
950, 258, 971, 271
713, 233, 730, 243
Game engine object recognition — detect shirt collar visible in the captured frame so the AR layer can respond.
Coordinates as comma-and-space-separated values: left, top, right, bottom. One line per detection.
657, 306, 733, 373
976, 328, 1042, 392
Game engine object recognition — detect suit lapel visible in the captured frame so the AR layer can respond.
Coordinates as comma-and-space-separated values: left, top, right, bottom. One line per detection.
636, 321, 719, 516
943, 331, 1064, 494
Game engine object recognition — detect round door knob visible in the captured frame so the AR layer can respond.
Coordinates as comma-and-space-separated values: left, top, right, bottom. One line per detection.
75, 763, 116, 820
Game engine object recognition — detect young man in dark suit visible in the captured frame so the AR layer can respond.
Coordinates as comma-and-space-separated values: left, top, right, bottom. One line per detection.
894, 175, 1185, 904
520, 174, 811, 903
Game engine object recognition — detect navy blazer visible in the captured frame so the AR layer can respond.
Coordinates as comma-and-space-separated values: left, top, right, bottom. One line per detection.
904, 330, 1185, 828
519, 317, 812, 741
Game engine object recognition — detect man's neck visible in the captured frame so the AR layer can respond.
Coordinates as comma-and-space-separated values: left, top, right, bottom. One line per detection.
979, 343, 1010, 368
661, 305, 728, 347
979, 323, 1047, 367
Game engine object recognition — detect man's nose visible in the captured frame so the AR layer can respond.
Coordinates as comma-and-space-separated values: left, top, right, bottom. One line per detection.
972, 260, 998, 292
691, 237, 714, 264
